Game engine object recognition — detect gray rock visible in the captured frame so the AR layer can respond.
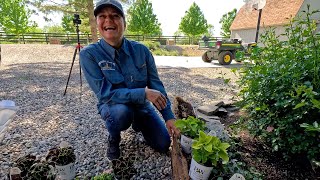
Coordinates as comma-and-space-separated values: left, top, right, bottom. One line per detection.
197, 105, 219, 116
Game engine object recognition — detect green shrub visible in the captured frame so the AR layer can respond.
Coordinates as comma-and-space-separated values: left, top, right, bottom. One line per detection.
141, 41, 178, 56
141, 41, 160, 51
237, 5, 320, 160
152, 48, 178, 56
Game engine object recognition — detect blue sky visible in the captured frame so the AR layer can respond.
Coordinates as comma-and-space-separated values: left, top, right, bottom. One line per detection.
31, 0, 245, 36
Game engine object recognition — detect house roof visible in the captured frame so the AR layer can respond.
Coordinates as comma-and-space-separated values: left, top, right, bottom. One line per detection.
230, 0, 305, 30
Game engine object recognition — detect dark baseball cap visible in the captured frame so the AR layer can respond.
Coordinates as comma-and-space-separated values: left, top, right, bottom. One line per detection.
94, 0, 124, 17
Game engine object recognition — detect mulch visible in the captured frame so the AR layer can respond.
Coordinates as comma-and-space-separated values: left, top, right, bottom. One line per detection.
221, 111, 320, 180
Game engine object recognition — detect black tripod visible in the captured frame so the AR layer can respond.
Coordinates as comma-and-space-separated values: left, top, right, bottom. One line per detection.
63, 14, 83, 96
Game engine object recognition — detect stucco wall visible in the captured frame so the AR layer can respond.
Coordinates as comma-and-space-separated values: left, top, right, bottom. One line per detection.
231, 25, 287, 45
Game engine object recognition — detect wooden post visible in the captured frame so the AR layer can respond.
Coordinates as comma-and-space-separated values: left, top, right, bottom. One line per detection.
0, 45, 1, 66
45, 33, 49, 44
171, 134, 190, 180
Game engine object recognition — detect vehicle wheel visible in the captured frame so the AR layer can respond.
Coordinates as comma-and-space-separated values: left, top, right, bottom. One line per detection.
202, 52, 212, 63
218, 51, 233, 65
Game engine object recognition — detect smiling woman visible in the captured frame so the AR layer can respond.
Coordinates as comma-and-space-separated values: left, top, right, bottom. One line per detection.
79, 0, 180, 161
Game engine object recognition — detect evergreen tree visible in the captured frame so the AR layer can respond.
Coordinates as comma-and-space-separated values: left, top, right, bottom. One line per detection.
127, 0, 162, 35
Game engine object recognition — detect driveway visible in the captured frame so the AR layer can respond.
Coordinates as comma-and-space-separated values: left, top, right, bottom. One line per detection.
153, 56, 242, 68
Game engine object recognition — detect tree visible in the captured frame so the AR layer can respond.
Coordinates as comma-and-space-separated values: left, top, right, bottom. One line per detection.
27, 0, 97, 41
43, 25, 65, 33
27, 0, 133, 43
127, 0, 161, 35
219, 8, 237, 37
179, 2, 209, 39
0, 0, 37, 37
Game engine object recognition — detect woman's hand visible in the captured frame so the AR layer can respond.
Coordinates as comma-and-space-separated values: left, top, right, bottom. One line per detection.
166, 119, 180, 137
145, 87, 167, 110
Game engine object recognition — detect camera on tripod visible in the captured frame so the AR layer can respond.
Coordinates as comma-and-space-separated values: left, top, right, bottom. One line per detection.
73, 14, 81, 25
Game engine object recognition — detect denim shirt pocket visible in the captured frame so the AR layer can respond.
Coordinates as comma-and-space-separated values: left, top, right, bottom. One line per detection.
135, 62, 147, 82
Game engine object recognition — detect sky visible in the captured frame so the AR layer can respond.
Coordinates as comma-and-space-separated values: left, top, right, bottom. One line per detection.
31, 0, 245, 36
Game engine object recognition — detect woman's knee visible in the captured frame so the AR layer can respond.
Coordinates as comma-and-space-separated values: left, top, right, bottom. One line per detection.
103, 104, 134, 130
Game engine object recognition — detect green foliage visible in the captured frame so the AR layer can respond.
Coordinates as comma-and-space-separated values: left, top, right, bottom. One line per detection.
152, 49, 179, 56
27, 162, 56, 180
91, 173, 115, 180
300, 121, 320, 132
46, 146, 76, 166
141, 41, 160, 51
179, 2, 209, 38
27, 0, 92, 33
15, 154, 36, 177
192, 131, 230, 166
43, 25, 65, 33
174, 116, 206, 139
219, 8, 237, 38
127, 0, 162, 35
210, 136, 264, 179
62, 14, 76, 33
141, 41, 178, 56
237, 6, 320, 160
0, 0, 37, 36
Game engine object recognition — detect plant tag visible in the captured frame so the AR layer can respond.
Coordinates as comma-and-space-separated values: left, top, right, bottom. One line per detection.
59, 141, 71, 148
229, 173, 245, 180
10, 167, 21, 180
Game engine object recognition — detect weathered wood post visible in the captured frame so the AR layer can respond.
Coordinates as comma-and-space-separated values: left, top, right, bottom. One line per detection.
171, 134, 190, 180
0, 45, 1, 66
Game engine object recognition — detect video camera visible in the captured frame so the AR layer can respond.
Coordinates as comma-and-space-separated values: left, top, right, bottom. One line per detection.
73, 14, 81, 25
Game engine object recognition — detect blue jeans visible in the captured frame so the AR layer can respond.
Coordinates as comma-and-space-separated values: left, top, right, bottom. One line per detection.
100, 102, 171, 153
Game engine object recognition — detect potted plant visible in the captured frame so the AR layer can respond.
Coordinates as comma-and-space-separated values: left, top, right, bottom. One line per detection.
189, 131, 230, 180
15, 154, 36, 178
174, 116, 206, 154
46, 142, 76, 180
27, 162, 56, 180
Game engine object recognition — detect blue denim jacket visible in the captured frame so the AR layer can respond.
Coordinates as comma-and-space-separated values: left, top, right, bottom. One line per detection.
79, 38, 175, 121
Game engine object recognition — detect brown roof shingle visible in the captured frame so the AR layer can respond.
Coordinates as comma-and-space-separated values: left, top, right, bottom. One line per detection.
230, 0, 304, 30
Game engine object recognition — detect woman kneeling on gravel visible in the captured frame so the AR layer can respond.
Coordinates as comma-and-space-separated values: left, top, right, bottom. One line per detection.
79, 0, 180, 160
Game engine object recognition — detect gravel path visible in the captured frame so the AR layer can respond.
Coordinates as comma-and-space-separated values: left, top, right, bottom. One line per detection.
0, 44, 240, 179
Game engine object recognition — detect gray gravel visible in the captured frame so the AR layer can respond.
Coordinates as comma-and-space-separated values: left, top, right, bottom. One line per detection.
0, 44, 239, 179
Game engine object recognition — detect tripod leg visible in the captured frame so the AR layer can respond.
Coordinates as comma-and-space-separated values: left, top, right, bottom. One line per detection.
63, 48, 78, 96
78, 47, 83, 102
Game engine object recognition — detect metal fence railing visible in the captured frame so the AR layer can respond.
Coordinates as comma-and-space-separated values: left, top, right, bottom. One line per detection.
0, 31, 226, 46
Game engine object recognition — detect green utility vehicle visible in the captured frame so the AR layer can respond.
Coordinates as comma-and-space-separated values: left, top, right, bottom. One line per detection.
199, 38, 257, 65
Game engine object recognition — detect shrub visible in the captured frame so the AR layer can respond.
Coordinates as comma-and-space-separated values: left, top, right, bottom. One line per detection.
141, 41, 160, 51
237, 5, 320, 160
141, 41, 179, 56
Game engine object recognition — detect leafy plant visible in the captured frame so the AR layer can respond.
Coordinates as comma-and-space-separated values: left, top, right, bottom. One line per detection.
15, 154, 36, 177
300, 121, 320, 132
174, 116, 206, 139
192, 131, 230, 166
237, 5, 320, 160
91, 173, 115, 180
27, 162, 56, 180
46, 146, 76, 166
